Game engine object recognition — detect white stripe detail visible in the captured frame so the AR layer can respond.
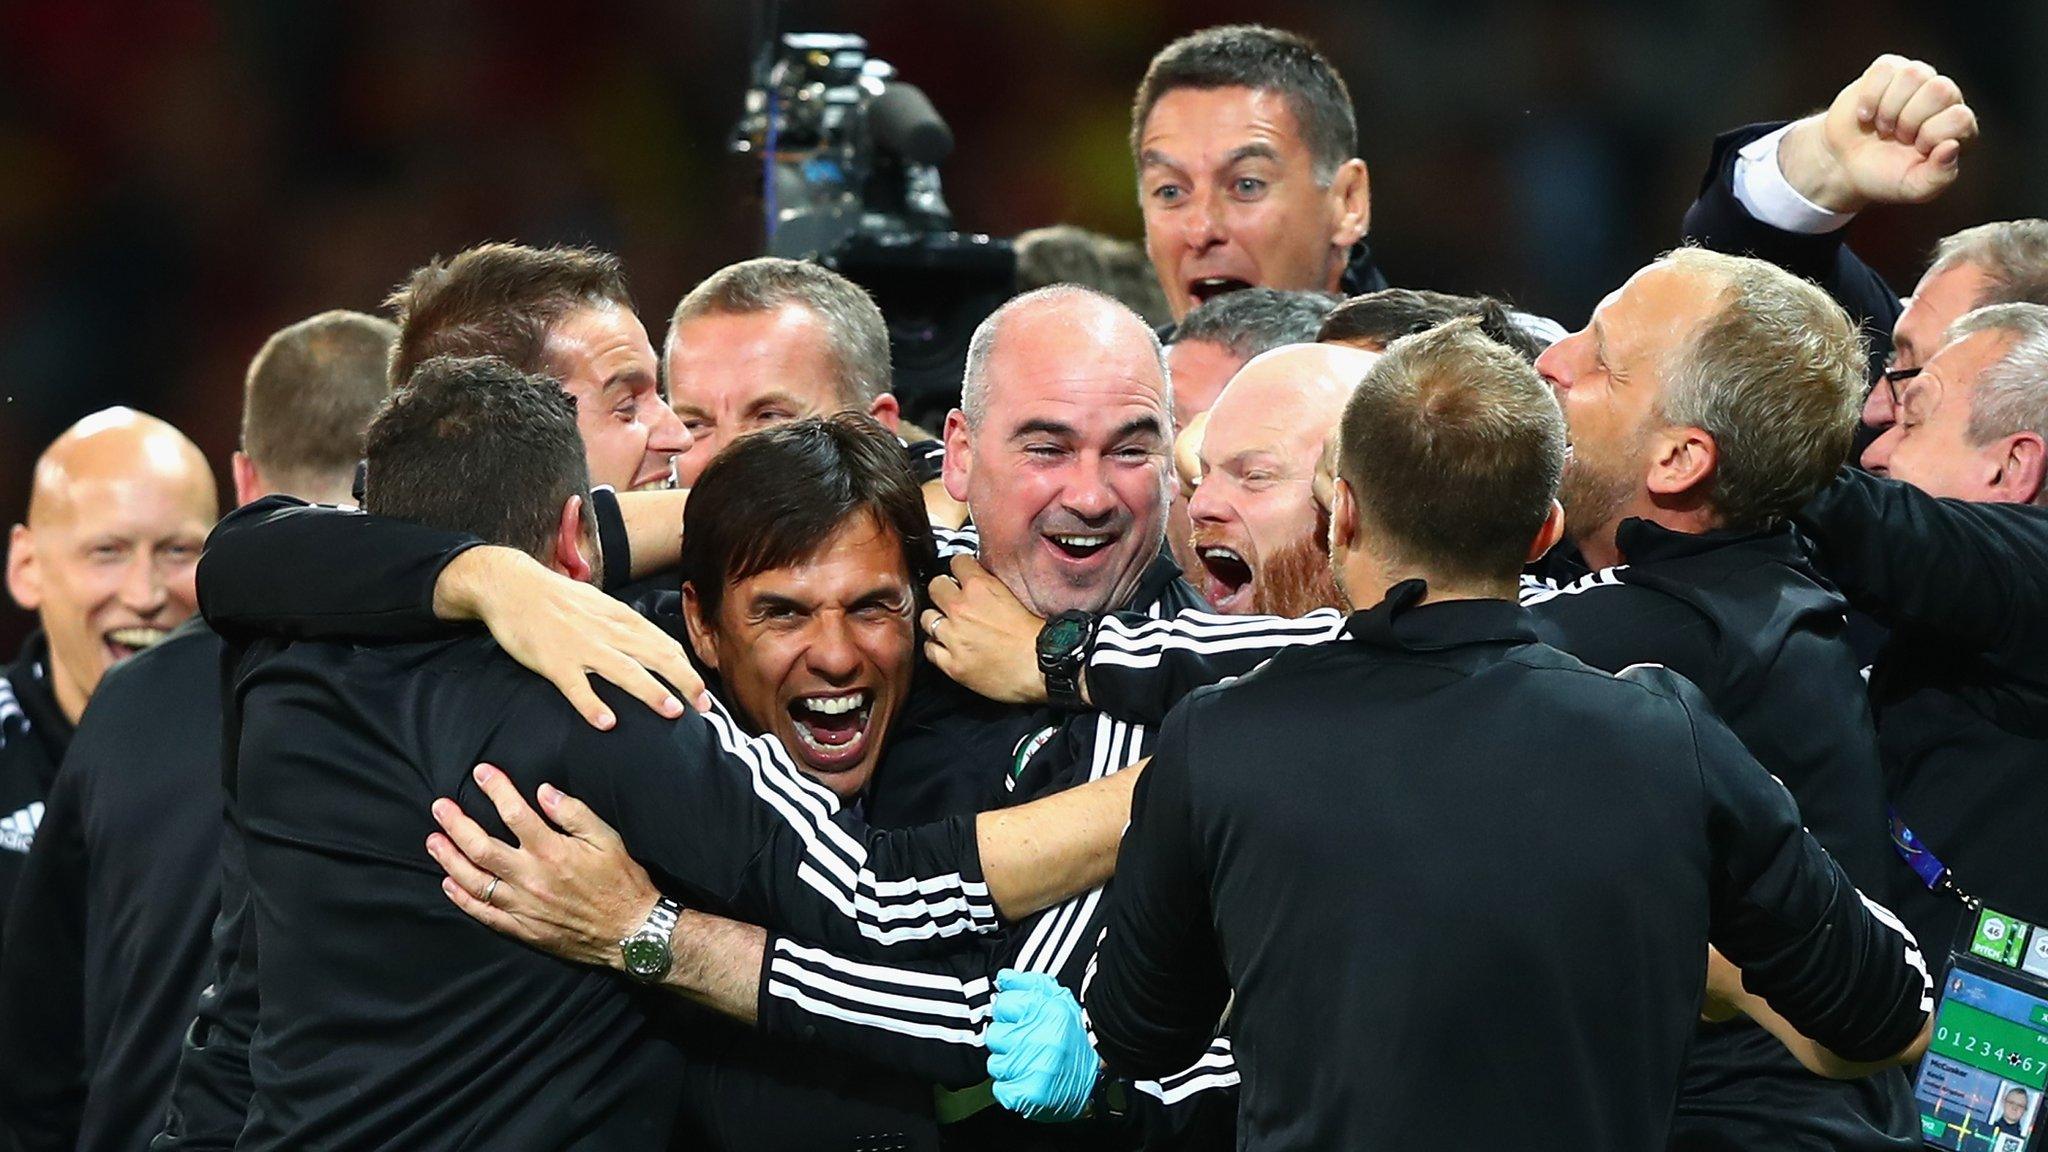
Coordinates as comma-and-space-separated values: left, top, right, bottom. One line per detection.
696, 698, 997, 942
1857, 889, 1933, 1013
766, 981, 986, 1046
1517, 566, 1626, 606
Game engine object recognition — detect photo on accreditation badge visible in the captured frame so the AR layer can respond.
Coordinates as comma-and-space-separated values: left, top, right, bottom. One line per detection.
1914, 956, 2048, 1152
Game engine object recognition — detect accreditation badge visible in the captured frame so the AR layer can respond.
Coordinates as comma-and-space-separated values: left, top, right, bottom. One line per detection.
1912, 905, 2048, 1152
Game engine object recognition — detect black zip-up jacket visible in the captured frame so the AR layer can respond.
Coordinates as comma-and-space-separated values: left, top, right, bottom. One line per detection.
0, 633, 73, 948
186, 498, 1230, 1150
1076, 517, 1921, 1150
1795, 468, 2048, 957
0, 632, 78, 1152
0, 619, 226, 1152
1085, 584, 1931, 1152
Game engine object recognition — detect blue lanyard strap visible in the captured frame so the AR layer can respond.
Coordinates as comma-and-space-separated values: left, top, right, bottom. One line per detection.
1890, 807, 1980, 909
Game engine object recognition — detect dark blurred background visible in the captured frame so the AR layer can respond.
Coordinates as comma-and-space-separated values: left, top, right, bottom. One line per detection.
4, 0, 2044, 651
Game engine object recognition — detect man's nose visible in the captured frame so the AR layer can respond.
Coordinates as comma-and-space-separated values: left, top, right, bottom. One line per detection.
1187, 476, 1229, 524
1061, 465, 1119, 522
1182, 190, 1225, 252
805, 616, 863, 681
121, 555, 170, 616
649, 402, 693, 456
1859, 424, 1899, 476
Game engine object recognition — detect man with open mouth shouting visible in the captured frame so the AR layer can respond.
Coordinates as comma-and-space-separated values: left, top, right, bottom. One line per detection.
1187, 342, 1377, 617
0, 409, 216, 936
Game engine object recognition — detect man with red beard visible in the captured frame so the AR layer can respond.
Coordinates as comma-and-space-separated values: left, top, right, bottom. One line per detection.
1186, 343, 1374, 616
938, 255, 1920, 1152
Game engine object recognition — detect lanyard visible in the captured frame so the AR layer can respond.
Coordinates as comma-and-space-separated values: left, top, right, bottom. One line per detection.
1890, 806, 1980, 910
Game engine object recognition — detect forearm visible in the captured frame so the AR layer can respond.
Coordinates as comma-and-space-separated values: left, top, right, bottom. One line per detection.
1087, 610, 1341, 726
616, 489, 690, 580
976, 763, 1141, 920
655, 909, 765, 1025
200, 496, 482, 640
756, 932, 998, 1088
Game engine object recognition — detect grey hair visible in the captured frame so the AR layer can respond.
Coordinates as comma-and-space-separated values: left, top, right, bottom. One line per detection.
1929, 221, 2048, 308
960, 284, 1172, 429
1946, 304, 2048, 472
1656, 247, 1866, 531
1171, 288, 1339, 361
666, 257, 892, 407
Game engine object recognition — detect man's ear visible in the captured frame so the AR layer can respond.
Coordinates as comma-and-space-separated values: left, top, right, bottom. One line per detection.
1329, 477, 1360, 555
941, 409, 973, 503
867, 392, 902, 434
231, 452, 265, 507
554, 495, 594, 583
1527, 499, 1566, 564
6, 524, 40, 612
1646, 426, 1718, 501
1990, 432, 2048, 504
680, 581, 721, 673
1329, 158, 1371, 249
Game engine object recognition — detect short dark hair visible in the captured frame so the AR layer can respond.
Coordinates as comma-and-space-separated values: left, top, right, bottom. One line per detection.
1338, 319, 1565, 585
385, 242, 634, 392
681, 413, 939, 621
1013, 225, 1173, 327
1318, 288, 1549, 363
363, 356, 591, 563
1170, 287, 1338, 360
1132, 25, 1357, 182
668, 258, 893, 407
242, 310, 398, 500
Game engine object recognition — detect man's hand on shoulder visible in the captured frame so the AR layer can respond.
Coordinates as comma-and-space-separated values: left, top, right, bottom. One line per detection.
1779, 53, 1978, 213
433, 546, 710, 729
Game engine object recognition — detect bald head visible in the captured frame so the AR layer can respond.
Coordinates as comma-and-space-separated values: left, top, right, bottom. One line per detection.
9, 408, 217, 722
1187, 343, 1377, 615
960, 285, 1172, 431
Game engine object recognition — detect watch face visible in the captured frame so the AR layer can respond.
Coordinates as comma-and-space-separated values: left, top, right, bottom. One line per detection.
621, 935, 670, 979
1039, 614, 1088, 657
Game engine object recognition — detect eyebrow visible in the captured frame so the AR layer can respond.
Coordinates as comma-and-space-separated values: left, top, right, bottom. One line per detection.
1137, 148, 1184, 174
743, 391, 807, 414
1012, 417, 1079, 441
1112, 415, 1168, 443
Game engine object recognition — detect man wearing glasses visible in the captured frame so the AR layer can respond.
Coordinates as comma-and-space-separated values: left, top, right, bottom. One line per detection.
1680, 52, 2048, 433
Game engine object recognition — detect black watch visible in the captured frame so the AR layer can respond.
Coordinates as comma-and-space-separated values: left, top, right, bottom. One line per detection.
1037, 610, 1096, 710
620, 896, 682, 983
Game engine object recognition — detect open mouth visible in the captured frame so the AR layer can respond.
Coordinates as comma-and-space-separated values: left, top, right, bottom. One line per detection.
1188, 277, 1253, 305
786, 689, 875, 770
104, 626, 168, 663
1044, 532, 1117, 564
1197, 546, 1255, 611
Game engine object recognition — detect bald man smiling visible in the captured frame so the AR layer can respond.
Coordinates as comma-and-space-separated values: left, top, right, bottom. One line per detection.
1, 409, 217, 920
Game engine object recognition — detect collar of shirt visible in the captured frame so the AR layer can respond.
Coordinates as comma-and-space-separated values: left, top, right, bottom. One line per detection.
1614, 517, 1807, 568
1342, 579, 1539, 653
3, 629, 74, 769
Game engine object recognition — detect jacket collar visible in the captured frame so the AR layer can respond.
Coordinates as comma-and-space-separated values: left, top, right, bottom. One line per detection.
1343, 579, 1538, 652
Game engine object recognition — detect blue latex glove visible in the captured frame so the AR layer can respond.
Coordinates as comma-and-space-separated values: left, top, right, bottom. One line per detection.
985, 968, 1100, 1121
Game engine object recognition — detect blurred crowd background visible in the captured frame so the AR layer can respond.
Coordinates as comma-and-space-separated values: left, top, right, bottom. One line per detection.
3, 0, 2043, 652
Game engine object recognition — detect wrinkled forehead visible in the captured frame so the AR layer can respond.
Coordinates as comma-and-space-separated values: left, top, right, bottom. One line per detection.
982, 340, 1170, 437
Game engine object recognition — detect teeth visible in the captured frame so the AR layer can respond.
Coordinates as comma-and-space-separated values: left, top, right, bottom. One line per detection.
1200, 547, 1243, 563
106, 627, 167, 650
798, 691, 869, 716
1053, 534, 1110, 547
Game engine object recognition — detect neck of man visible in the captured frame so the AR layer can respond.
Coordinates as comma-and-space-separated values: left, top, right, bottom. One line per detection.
1580, 500, 1721, 570
1338, 552, 1520, 612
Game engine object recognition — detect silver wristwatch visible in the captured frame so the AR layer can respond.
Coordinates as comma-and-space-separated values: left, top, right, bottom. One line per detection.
619, 896, 682, 983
